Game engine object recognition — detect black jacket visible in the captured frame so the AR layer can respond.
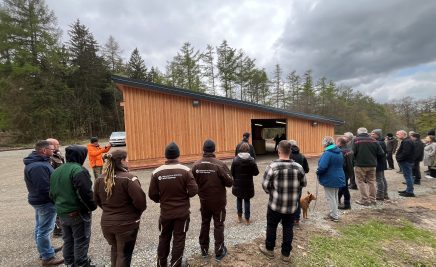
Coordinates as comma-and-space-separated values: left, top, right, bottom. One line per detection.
376, 138, 388, 171
231, 153, 259, 199
289, 146, 309, 173
352, 133, 384, 167
413, 139, 424, 162
396, 137, 415, 163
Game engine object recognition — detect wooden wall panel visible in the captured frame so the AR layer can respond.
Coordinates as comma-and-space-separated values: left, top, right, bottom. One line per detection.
120, 85, 336, 168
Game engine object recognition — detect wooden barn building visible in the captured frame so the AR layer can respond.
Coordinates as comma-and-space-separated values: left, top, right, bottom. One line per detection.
112, 76, 344, 169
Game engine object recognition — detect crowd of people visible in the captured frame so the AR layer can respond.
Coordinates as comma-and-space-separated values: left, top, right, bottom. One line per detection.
22, 128, 436, 266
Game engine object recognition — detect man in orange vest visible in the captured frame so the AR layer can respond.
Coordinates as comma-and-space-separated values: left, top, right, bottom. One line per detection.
87, 137, 111, 179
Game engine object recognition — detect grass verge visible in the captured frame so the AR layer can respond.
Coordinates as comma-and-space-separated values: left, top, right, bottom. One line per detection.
296, 220, 436, 267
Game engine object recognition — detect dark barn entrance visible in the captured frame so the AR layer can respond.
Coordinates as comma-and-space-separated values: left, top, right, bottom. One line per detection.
251, 119, 287, 155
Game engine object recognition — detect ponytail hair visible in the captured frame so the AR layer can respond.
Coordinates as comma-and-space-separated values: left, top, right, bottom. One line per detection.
102, 150, 128, 199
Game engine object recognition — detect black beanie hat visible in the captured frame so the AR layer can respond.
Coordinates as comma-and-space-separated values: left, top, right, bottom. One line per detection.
90, 136, 98, 143
387, 133, 393, 138
203, 139, 215, 153
165, 142, 180, 159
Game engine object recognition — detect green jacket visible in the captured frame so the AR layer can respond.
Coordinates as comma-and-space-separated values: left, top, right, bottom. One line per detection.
50, 145, 97, 217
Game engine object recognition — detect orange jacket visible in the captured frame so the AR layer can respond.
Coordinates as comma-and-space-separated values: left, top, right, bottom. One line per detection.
87, 144, 111, 168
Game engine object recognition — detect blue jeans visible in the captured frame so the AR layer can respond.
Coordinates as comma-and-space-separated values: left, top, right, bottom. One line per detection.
399, 161, 414, 193
32, 202, 57, 260
236, 198, 250, 219
60, 211, 92, 266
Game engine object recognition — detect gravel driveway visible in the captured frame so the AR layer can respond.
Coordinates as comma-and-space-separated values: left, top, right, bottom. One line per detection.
1, 146, 435, 267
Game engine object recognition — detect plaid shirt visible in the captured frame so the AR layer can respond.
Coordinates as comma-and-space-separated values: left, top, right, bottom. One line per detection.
262, 159, 307, 214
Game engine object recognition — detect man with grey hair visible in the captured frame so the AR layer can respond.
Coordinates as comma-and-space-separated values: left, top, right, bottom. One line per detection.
352, 127, 384, 206
396, 130, 416, 197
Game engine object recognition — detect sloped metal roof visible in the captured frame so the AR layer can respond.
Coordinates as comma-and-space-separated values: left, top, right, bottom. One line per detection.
112, 75, 345, 125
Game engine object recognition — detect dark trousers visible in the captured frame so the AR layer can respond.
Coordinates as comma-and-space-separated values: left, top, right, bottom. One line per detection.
236, 198, 250, 220
349, 171, 357, 188
293, 188, 302, 221
92, 166, 103, 179
265, 207, 294, 257
412, 161, 421, 183
103, 227, 139, 267
199, 207, 226, 256
157, 215, 189, 267
338, 175, 350, 206
387, 152, 395, 169
60, 212, 92, 266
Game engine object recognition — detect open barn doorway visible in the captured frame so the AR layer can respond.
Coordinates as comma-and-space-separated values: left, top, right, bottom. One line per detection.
251, 119, 287, 155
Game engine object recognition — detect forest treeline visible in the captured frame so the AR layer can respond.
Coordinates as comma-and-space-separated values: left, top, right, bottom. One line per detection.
0, 0, 435, 143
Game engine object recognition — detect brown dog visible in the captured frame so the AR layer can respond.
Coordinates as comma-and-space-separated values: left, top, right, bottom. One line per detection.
300, 191, 317, 219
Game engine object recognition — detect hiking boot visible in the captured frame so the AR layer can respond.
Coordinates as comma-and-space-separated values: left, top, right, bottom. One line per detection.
349, 185, 358, 190
259, 244, 274, 258
245, 218, 250, 225
237, 214, 243, 223
414, 181, 421, 185
281, 254, 291, 262
399, 192, 415, 197
215, 246, 227, 262
398, 190, 407, 194
355, 200, 370, 206
338, 204, 351, 210
201, 248, 209, 259
42, 256, 64, 266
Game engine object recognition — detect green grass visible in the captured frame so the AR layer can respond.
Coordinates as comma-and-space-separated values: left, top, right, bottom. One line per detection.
297, 220, 436, 267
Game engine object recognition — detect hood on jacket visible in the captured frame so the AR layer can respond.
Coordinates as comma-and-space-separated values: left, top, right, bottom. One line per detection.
23, 151, 49, 165
238, 152, 251, 159
66, 145, 88, 165
325, 145, 341, 154
291, 145, 300, 154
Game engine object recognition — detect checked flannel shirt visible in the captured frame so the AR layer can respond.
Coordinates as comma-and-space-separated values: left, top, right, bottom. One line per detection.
262, 159, 307, 214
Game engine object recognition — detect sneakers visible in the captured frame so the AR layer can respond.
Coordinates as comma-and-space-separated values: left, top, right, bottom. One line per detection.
42, 256, 64, 266
215, 246, 227, 262
259, 244, 274, 259
426, 175, 435, 179
324, 215, 339, 222
280, 254, 291, 262
399, 192, 415, 197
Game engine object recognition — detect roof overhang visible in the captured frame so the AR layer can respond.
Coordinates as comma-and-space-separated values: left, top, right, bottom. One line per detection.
112, 75, 345, 126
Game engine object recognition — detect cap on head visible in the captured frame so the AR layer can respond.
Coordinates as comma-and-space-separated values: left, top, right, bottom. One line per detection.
387, 133, 393, 137
203, 139, 215, 153
165, 142, 180, 159
90, 137, 98, 143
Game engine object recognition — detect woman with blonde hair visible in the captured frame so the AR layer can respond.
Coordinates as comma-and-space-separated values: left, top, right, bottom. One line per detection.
94, 150, 147, 267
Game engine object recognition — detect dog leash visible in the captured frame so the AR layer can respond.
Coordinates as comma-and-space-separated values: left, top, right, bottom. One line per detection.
311, 174, 320, 212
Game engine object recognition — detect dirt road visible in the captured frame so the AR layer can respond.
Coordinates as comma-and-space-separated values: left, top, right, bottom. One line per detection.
1, 147, 435, 266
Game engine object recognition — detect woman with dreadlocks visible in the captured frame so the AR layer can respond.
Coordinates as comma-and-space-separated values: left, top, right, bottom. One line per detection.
94, 150, 147, 267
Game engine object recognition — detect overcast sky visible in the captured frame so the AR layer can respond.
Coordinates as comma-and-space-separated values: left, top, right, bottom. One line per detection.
46, 0, 436, 102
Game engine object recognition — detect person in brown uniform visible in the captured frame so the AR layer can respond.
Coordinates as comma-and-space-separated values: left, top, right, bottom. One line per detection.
191, 139, 233, 262
94, 150, 147, 267
149, 142, 198, 267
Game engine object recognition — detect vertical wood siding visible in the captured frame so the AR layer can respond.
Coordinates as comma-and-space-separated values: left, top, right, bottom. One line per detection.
120, 85, 335, 168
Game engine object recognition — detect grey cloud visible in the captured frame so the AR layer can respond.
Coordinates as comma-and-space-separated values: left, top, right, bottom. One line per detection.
275, 0, 436, 81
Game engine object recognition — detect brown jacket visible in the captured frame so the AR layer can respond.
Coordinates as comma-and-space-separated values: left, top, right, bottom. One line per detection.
94, 171, 147, 232
191, 153, 233, 210
149, 160, 198, 219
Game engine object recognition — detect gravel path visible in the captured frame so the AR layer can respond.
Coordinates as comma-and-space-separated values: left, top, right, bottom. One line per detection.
1, 147, 435, 267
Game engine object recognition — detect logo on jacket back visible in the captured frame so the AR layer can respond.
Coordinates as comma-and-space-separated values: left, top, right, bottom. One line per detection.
195, 169, 215, 174
158, 173, 182, 181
